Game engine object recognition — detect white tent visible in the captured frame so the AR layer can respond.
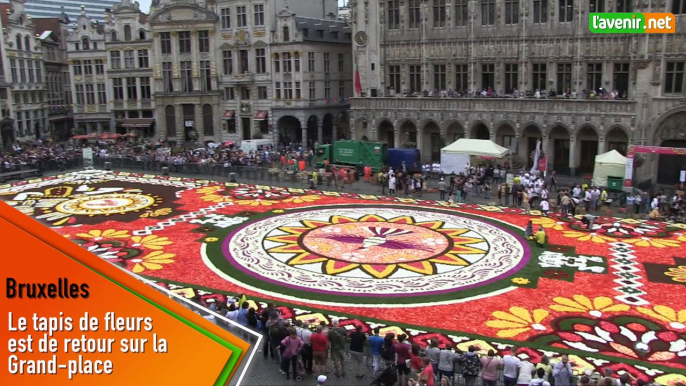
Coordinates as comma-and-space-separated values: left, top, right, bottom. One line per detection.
441, 139, 509, 174
592, 149, 627, 187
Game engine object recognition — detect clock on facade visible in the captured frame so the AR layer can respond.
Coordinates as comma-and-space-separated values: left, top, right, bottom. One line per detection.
354, 31, 368, 46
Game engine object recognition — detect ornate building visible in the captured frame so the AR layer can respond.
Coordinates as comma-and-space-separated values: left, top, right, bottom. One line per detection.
105, 1, 154, 137
0, 0, 49, 144
348, 0, 686, 183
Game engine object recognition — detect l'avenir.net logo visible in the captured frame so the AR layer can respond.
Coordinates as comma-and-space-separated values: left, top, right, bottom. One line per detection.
590, 13, 676, 33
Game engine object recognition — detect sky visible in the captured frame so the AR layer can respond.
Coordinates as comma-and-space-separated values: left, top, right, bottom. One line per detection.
137, 0, 348, 13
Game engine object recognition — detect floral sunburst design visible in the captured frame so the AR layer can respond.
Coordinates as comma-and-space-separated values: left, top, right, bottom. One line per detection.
561, 217, 678, 240
264, 214, 489, 279
230, 186, 295, 200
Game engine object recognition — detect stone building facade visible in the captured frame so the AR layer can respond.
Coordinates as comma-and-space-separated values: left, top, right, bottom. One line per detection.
348, 0, 686, 184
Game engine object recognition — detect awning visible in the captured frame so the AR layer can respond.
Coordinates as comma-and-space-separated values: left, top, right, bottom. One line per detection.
120, 118, 154, 128
221, 110, 235, 119
254, 111, 268, 120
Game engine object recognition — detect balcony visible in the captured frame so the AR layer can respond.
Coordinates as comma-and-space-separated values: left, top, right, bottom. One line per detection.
228, 73, 254, 83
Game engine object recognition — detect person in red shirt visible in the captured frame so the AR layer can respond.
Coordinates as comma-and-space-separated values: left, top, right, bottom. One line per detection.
280, 155, 286, 168
309, 326, 329, 376
420, 356, 435, 386
364, 165, 371, 183
393, 334, 412, 386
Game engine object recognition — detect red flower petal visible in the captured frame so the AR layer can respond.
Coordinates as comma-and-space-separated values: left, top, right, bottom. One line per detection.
599, 321, 620, 334
657, 331, 679, 342
626, 323, 647, 332
558, 332, 583, 342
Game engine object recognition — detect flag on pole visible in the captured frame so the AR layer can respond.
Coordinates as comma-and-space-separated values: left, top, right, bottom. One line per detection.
354, 61, 362, 96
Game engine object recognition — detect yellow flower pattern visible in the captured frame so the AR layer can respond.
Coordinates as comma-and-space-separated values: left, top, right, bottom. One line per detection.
284, 195, 322, 204
623, 237, 680, 248
76, 229, 130, 239
485, 306, 549, 338
130, 235, 173, 250
665, 266, 686, 283
637, 305, 686, 330
531, 217, 565, 231
562, 231, 616, 243
131, 251, 176, 273
204, 237, 219, 243
549, 295, 630, 317
511, 277, 530, 285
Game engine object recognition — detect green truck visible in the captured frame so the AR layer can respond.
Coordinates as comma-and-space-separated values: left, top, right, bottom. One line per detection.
315, 140, 388, 170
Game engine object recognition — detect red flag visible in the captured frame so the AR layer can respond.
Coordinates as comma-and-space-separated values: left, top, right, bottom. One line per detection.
354, 62, 362, 96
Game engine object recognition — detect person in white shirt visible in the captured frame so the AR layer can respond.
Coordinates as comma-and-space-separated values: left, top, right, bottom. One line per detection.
572, 185, 581, 199
530, 368, 551, 386
540, 199, 550, 216
502, 347, 521, 386
516, 356, 535, 386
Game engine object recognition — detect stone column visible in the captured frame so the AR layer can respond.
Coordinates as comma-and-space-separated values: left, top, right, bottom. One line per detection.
176, 104, 184, 140
541, 131, 549, 175
332, 124, 338, 142
568, 134, 577, 176
302, 127, 308, 150
597, 126, 606, 154
317, 121, 324, 144
416, 129, 422, 160
96, 122, 103, 134
195, 104, 203, 142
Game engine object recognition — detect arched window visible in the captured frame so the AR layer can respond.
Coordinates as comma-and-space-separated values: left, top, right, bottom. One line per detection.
202, 104, 214, 136
24, 35, 31, 51
138, 29, 146, 40
165, 105, 176, 136
111, 31, 118, 41
15, 34, 22, 50
82, 37, 90, 50
283, 26, 290, 42
124, 25, 132, 41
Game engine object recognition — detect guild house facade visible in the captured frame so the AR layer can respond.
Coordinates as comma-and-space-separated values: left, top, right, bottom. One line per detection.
348, 0, 686, 184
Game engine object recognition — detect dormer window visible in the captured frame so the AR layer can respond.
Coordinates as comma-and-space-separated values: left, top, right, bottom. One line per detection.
82, 25, 87, 30
283, 26, 290, 42
82, 37, 90, 50
139, 29, 146, 40
124, 25, 132, 41
15, 34, 22, 50
111, 31, 118, 41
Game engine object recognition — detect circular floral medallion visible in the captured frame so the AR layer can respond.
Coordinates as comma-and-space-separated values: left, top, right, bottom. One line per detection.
56, 193, 156, 215
205, 205, 530, 306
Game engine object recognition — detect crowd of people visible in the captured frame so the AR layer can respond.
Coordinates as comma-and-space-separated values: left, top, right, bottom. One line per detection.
195, 295, 652, 386
385, 86, 628, 101
0, 141, 80, 174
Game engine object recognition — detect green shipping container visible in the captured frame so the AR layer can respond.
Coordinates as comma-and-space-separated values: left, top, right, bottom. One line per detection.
607, 176, 623, 192
360, 142, 387, 170
333, 141, 361, 165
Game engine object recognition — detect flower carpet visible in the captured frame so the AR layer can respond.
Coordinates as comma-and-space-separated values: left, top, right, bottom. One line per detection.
2, 170, 686, 383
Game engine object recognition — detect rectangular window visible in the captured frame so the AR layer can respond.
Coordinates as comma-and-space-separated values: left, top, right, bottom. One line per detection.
18, 60, 26, 83
198, 31, 210, 53
559, 0, 573, 22
255, 48, 266, 73
324, 81, 331, 98
10, 59, 16, 83
95, 59, 104, 74
162, 62, 173, 93
338, 53, 344, 72
241, 87, 250, 100
35, 61, 42, 83
455, 64, 469, 91
97, 83, 106, 104
587, 63, 603, 91
254, 4, 264, 26
160, 32, 171, 54
284, 82, 293, 99
557, 63, 572, 94
73, 60, 82, 76
409, 65, 422, 93
388, 65, 401, 91
665, 61, 685, 94
85, 84, 95, 105
28, 61, 35, 82
324, 53, 330, 73
434, 64, 446, 90
223, 51, 233, 75
224, 87, 235, 100
126, 77, 137, 100
140, 77, 151, 99
221, 8, 231, 29
387, 0, 400, 29
294, 52, 300, 72
237, 6, 247, 27
308, 52, 315, 72
124, 51, 135, 69
482, 64, 495, 90
283, 52, 292, 73
613, 62, 630, 98
409, 0, 421, 28
112, 78, 123, 100
504, 64, 519, 94
275, 82, 281, 99
589, 0, 604, 12
454, 0, 469, 26
433, 0, 446, 27
339, 82, 345, 98
178, 31, 191, 54
309, 82, 316, 99
533, 0, 549, 23
673, 0, 686, 14
83, 60, 92, 76
616, 0, 632, 12
200, 60, 212, 91
505, 0, 519, 24
180, 61, 193, 92
239, 50, 249, 73
274, 54, 280, 73
258, 86, 268, 99
532, 63, 547, 90
137, 49, 149, 68
482, 0, 496, 25
75, 84, 84, 105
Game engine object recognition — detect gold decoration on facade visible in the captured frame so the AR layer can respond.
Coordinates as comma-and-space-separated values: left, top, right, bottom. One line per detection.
253, 30, 266, 38
221, 33, 232, 40
87, 106, 96, 113
154, 64, 162, 79
192, 62, 198, 77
